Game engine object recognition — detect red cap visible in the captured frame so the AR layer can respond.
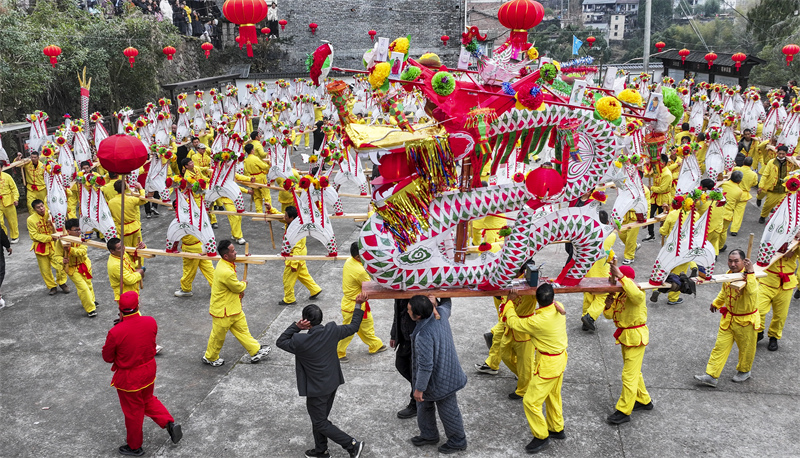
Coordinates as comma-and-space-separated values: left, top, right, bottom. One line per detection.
619, 266, 636, 280
118, 291, 140, 314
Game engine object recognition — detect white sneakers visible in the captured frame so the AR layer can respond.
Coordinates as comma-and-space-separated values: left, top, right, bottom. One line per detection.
155, 344, 164, 354
251, 345, 271, 363
9, 238, 18, 244
174, 289, 193, 297
203, 356, 225, 367
237, 238, 246, 245
732, 371, 751, 383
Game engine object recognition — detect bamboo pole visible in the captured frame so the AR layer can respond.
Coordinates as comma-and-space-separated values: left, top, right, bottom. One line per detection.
746, 233, 755, 259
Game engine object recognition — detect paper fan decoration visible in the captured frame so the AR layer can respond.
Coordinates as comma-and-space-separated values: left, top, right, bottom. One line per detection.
307, 43, 333, 86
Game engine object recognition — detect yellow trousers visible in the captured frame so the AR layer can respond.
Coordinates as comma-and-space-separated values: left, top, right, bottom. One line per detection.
293, 130, 310, 147
758, 286, 793, 340
69, 271, 96, 313
36, 253, 66, 289
582, 292, 608, 320
718, 220, 733, 252
707, 231, 721, 256
484, 320, 509, 370
221, 198, 243, 239
204, 312, 261, 361
26, 188, 47, 214
667, 262, 691, 302
336, 307, 384, 357
616, 345, 651, 415
761, 191, 786, 218
730, 201, 747, 233
179, 245, 214, 292
504, 337, 534, 396
282, 262, 321, 303
619, 226, 641, 261
523, 372, 564, 439
0, 204, 19, 239
254, 188, 278, 213
705, 323, 757, 378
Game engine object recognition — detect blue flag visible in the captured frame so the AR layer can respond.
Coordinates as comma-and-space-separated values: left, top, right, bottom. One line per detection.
572, 36, 583, 55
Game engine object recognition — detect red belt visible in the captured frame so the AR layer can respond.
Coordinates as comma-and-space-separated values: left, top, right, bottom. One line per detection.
250, 171, 265, 176
537, 350, 563, 357
767, 269, 792, 285
719, 307, 756, 318
77, 263, 93, 279
614, 323, 646, 340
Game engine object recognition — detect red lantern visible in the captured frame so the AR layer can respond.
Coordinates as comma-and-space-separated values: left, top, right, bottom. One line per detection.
731, 52, 747, 71
222, 0, 269, 57
261, 27, 270, 36
655, 41, 665, 52
783, 44, 800, 66
201, 42, 214, 59
441, 35, 449, 46
497, 0, 544, 59
525, 166, 564, 199
586, 36, 595, 48
704, 52, 717, 69
678, 48, 690, 64
368, 30, 377, 42
97, 134, 149, 174
162, 46, 176, 61
123, 47, 138, 68
278, 19, 287, 30
309, 23, 318, 35
42, 45, 62, 68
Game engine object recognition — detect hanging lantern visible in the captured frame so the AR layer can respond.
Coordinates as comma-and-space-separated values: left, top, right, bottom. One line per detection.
678, 48, 690, 64
441, 35, 450, 46
586, 36, 595, 48
222, 0, 269, 57
655, 41, 665, 52
525, 165, 564, 199
704, 51, 717, 69
261, 26, 271, 36
42, 45, 62, 68
123, 47, 138, 68
497, 0, 544, 59
309, 23, 318, 35
201, 42, 214, 59
731, 52, 747, 71
783, 44, 800, 66
162, 46, 176, 61
278, 19, 287, 30
97, 134, 148, 174
368, 30, 377, 42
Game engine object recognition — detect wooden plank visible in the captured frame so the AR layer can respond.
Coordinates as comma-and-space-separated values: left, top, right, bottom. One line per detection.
236, 180, 371, 199
2, 158, 30, 171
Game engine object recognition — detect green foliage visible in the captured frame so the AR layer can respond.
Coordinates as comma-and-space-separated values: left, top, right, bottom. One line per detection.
659, 19, 756, 54
751, 44, 799, 87
636, 0, 674, 34
746, 0, 800, 45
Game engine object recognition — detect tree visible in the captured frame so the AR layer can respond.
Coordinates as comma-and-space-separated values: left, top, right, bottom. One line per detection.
703, 0, 721, 17
636, 0, 674, 34
746, 0, 800, 45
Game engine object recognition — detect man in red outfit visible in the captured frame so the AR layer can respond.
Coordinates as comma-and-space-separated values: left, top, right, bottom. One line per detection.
102, 291, 182, 456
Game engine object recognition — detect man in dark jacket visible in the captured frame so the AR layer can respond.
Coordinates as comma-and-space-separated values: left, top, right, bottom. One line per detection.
277, 297, 367, 458
390, 298, 416, 418
408, 295, 467, 454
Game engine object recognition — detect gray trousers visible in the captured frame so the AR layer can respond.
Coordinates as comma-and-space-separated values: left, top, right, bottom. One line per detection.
416, 392, 467, 448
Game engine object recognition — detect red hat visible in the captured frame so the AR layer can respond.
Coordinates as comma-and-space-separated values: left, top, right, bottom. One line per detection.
619, 266, 636, 280
118, 291, 140, 314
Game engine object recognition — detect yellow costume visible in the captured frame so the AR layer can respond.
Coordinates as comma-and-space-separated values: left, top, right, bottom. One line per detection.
503, 300, 568, 440
100, 178, 120, 202
499, 295, 537, 397
64, 243, 96, 313
603, 277, 652, 415
244, 139, 267, 160
191, 150, 213, 169
471, 214, 506, 252
0, 171, 20, 239
582, 234, 616, 321
619, 188, 650, 262
292, 120, 310, 147
282, 237, 322, 303
757, 251, 798, 341
649, 167, 673, 207
717, 180, 744, 250
705, 271, 759, 378
204, 259, 261, 360
244, 153, 277, 213
107, 191, 146, 250
107, 251, 141, 301
483, 297, 511, 371
696, 142, 707, 174
336, 257, 384, 358
178, 234, 214, 293
23, 160, 47, 214
184, 166, 216, 224
27, 211, 66, 289
731, 165, 758, 233
659, 208, 693, 301
759, 158, 796, 218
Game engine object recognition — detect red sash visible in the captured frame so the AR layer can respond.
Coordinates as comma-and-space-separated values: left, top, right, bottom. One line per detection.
614, 323, 646, 340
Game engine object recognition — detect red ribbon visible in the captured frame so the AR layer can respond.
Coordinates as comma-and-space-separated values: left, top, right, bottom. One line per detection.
77, 263, 93, 279
362, 300, 371, 319
35, 242, 47, 254
613, 323, 646, 340
719, 306, 729, 318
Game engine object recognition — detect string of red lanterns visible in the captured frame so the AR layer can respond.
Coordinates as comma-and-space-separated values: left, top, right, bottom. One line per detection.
441, 35, 449, 46
678, 48, 690, 64
278, 19, 287, 30
201, 42, 214, 59
309, 23, 318, 35
586, 36, 595, 48
368, 30, 377, 41
731, 52, 747, 71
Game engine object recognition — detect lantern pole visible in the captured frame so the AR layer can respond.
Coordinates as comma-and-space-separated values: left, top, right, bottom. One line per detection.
643, 0, 652, 74
119, 175, 126, 287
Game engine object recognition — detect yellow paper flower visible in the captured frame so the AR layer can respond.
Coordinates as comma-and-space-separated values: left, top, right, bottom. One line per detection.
527, 47, 539, 60
391, 37, 410, 55
596, 96, 622, 121
618, 89, 643, 107
552, 60, 561, 71
614, 161, 623, 168
683, 197, 694, 211
369, 62, 392, 89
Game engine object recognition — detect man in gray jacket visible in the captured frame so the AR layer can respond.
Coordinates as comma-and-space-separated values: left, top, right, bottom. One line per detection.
408, 295, 468, 454
277, 296, 367, 458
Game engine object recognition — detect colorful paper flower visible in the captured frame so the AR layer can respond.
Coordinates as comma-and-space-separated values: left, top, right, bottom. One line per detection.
617, 88, 643, 107
785, 176, 800, 192
431, 71, 456, 96
478, 242, 492, 252
595, 96, 622, 122
369, 62, 391, 90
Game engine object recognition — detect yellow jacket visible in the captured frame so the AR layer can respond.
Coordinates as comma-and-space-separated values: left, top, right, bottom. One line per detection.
101, 178, 120, 202
107, 252, 141, 300
660, 208, 692, 237
192, 151, 213, 169
0, 172, 19, 207
65, 244, 92, 277
712, 271, 760, 330
23, 161, 46, 192
586, 234, 616, 278
27, 211, 59, 256
244, 153, 269, 184
503, 295, 537, 342
503, 300, 567, 379
198, 132, 214, 147
603, 277, 648, 346
720, 180, 743, 221
733, 165, 758, 202
286, 237, 307, 270
245, 140, 267, 160
760, 158, 796, 193
108, 191, 146, 236
340, 257, 370, 312
314, 106, 325, 122
696, 142, 707, 173
759, 250, 798, 291
68, 183, 80, 218
209, 259, 246, 317
649, 167, 673, 206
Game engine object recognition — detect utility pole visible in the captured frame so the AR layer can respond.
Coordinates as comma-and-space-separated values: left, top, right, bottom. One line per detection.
643, 0, 652, 73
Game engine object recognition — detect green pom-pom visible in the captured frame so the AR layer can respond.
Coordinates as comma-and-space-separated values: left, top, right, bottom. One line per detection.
465, 39, 478, 53
540, 63, 559, 82
432, 71, 456, 96
401, 66, 422, 82
662, 87, 685, 126
499, 226, 512, 237
614, 219, 622, 230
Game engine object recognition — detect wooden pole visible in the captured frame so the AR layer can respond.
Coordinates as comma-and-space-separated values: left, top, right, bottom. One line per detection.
119, 175, 126, 292
243, 242, 250, 281
746, 233, 755, 258
268, 221, 276, 249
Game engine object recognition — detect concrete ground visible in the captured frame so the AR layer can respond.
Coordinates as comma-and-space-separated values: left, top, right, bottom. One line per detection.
1, 154, 799, 457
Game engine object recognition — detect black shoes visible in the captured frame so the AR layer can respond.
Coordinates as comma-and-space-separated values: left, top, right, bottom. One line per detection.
305, 449, 330, 458
607, 410, 631, 424
484, 332, 493, 349
756, 199, 762, 207
278, 300, 296, 306
633, 401, 654, 411
548, 430, 566, 440
581, 314, 596, 332
525, 437, 550, 453
347, 440, 364, 458
720, 244, 727, 253
731, 232, 738, 236
757, 331, 764, 342
759, 217, 766, 224
411, 435, 439, 446
397, 400, 417, 419
167, 421, 182, 444
768, 337, 779, 351
438, 443, 467, 454
795, 289, 800, 300
642, 235, 655, 242
309, 290, 323, 300
118, 445, 145, 456
508, 392, 523, 400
